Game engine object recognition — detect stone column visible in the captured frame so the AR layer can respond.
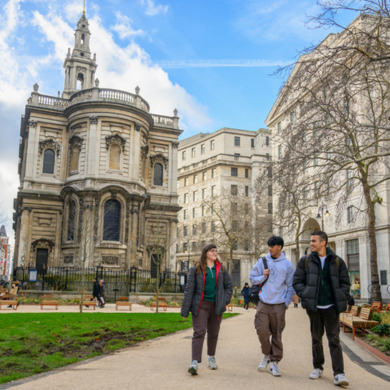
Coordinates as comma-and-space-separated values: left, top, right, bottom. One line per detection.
24, 120, 38, 181
132, 124, 141, 180
86, 116, 98, 176
18, 208, 32, 266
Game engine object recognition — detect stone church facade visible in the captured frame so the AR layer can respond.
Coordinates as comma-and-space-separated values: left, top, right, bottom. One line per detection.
13, 12, 181, 272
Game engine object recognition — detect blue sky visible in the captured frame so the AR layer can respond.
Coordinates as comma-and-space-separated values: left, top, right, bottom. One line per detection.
0, 0, 356, 244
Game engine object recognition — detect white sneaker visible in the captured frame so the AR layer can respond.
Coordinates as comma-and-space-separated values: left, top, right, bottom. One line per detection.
257, 355, 270, 371
309, 368, 323, 379
334, 374, 349, 387
269, 361, 281, 377
188, 360, 198, 375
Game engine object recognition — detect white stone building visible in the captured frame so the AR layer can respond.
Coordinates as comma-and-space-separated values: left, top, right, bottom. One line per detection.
13, 11, 181, 273
265, 15, 390, 302
176, 128, 271, 288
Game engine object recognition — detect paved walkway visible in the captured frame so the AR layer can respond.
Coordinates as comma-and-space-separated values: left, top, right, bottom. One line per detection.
1, 305, 389, 390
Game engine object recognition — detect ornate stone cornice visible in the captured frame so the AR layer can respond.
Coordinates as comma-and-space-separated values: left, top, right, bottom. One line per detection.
89, 115, 98, 124
69, 135, 83, 148
29, 120, 37, 128
106, 134, 126, 151
150, 153, 168, 168
39, 139, 61, 155
135, 123, 141, 132
172, 141, 179, 149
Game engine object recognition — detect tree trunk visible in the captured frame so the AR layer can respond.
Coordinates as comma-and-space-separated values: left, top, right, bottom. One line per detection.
362, 180, 382, 302
155, 257, 160, 314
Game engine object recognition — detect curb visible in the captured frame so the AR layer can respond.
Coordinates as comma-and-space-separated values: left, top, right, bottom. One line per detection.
354, 336, 390, 365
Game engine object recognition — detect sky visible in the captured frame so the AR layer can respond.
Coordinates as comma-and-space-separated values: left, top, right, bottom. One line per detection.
0, 0, 357, 247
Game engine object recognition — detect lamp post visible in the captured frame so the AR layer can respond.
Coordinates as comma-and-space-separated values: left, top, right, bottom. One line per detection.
316, 205, 330, 231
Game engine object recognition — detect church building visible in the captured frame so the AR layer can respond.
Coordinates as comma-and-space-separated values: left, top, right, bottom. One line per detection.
13, 10, 182, 272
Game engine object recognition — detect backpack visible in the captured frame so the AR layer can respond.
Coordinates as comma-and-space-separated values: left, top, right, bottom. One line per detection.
249, 257, 269, 305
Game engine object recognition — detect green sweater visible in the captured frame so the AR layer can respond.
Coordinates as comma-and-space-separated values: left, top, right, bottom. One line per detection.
203, 264, 217, 302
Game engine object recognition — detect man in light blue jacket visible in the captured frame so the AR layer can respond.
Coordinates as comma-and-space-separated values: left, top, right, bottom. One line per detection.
249, 236, 295, 377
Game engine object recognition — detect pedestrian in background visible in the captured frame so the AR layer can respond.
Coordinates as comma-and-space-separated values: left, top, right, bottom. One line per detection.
241, 282, 250, 311
92, 278, 104, 307
181, 243, 233, 376
99, 279, 106, 305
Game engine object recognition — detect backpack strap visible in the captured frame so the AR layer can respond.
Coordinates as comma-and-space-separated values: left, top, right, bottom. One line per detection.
262, 257, 268, 270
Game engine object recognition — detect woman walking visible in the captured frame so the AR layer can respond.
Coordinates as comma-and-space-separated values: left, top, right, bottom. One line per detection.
241, 282, 250, 311
181, 243, 233, 375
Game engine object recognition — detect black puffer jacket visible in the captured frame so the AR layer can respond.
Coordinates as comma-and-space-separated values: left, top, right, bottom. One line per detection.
181, 262, 233, 317
293, 248, 350, 313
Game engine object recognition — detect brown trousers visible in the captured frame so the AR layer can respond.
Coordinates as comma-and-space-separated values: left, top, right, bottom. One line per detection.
192, 300, 222, 362
254, 301, 286, 362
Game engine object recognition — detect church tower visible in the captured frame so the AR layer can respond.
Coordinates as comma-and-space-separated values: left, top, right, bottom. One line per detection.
62, 3, 97, 98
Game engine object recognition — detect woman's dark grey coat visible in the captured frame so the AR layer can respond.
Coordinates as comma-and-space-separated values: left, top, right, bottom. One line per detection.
180, 263, 233, 317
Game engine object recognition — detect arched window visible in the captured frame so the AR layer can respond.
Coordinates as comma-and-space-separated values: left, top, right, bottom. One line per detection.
43, 149, 55, 174
67, 200, 76, 241
109, 144, 121, 170
103, 199, 121, 241
154, 163, 163, 186
77, 73, 84, 90
70, 145, 80, 172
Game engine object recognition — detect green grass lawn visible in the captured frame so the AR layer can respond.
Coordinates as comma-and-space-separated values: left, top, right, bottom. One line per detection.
0, 312, 237, 384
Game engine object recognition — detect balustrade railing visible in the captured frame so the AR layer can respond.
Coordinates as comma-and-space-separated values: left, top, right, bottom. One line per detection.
151, 114, 174, 126
37, 94, 69, 107
99, 89, 135, 103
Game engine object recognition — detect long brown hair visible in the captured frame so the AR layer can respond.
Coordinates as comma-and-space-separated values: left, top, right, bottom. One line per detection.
195, 243, 225, 274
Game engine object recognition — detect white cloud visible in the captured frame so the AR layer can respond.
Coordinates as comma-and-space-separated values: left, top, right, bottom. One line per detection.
140, 0, 168, 16
112, 13, 145, 39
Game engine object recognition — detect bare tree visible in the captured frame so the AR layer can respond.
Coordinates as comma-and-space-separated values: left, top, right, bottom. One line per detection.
273, 1, 390, 301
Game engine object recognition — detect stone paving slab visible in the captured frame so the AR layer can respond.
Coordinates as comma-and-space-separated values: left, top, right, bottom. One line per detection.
1, 306, 389, 390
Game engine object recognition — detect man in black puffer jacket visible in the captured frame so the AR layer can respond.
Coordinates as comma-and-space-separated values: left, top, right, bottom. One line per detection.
293, 231, 350, 387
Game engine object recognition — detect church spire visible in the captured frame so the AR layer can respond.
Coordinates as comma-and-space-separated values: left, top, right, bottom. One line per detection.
62, 4, 98, 98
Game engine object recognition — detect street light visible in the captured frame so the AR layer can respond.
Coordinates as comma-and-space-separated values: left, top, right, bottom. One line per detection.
316, 204, 330, 231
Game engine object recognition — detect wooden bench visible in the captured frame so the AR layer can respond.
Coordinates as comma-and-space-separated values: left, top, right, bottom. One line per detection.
116, 297, 132, 311
226, 303, 233, 312
150, 299, 167, 311
340, 306, 378, 339
0, 296, 17, 310
41, 294, 59, 310
80, 295, 97, 310
383, 302, 390, 312
370, 301, 384, 313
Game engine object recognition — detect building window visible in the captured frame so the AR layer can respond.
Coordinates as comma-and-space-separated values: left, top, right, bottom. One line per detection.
211, 204, 215, 214
268, 185, 272, 196
234, 136, 240, 147
182, 151, 186, 160
231, 185, 238, 196
277, 122, 281, 133
192, 225, 197, 235
153, 163, 163, 186
177, 180, 180, 189
347, 169, 353, 186
103, 199, 121, 241
193, 191, 198, 202
245, 203, 249, 215
191, 147, 196, 158
202, 188, 206, 199
183, 226, 188, 237
232, 241, 238, 250
202, 222, 206, 233
290, 111, 295, 123
231, 167, 238, 177
251, 139, 255, 148
193, 208, 197, 218
184, 210, 188, 220
192, 241, 196, 251
212, 168, 216, 178
211, 221, 216, 232
231, 203, 238, 213
67, 200, 76, 241
183, 242, 188, 252
211, 185, 216, 196
245, 169, 249, 178
268, 203, 272, 215
201, 144, 205, 154
109, 144, 121, 170
245, 186, 249, 197
347, 206, 354, 223
203, 171, 207, 181
266, 153, 270, 161
267, 167, 272, 178
184, 193, 188, 204
210, 140, 215, 150
278, 145, 282, 159
201, 240, 206, 247
266, 136, 269, 146
303, 189, 308, 200
234, 153, 240, 161
202, 205, 206, 216
43, 149, 55, 174
314, 156, 318, 166
184, 177, 189, 187
232, 221, 238, 232
193, 174, 198, 184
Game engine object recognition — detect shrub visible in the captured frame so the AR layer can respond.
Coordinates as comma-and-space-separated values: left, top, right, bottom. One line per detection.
371, 323, 390, 337
380, 312, 390, 326
372, 312, 382, 323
